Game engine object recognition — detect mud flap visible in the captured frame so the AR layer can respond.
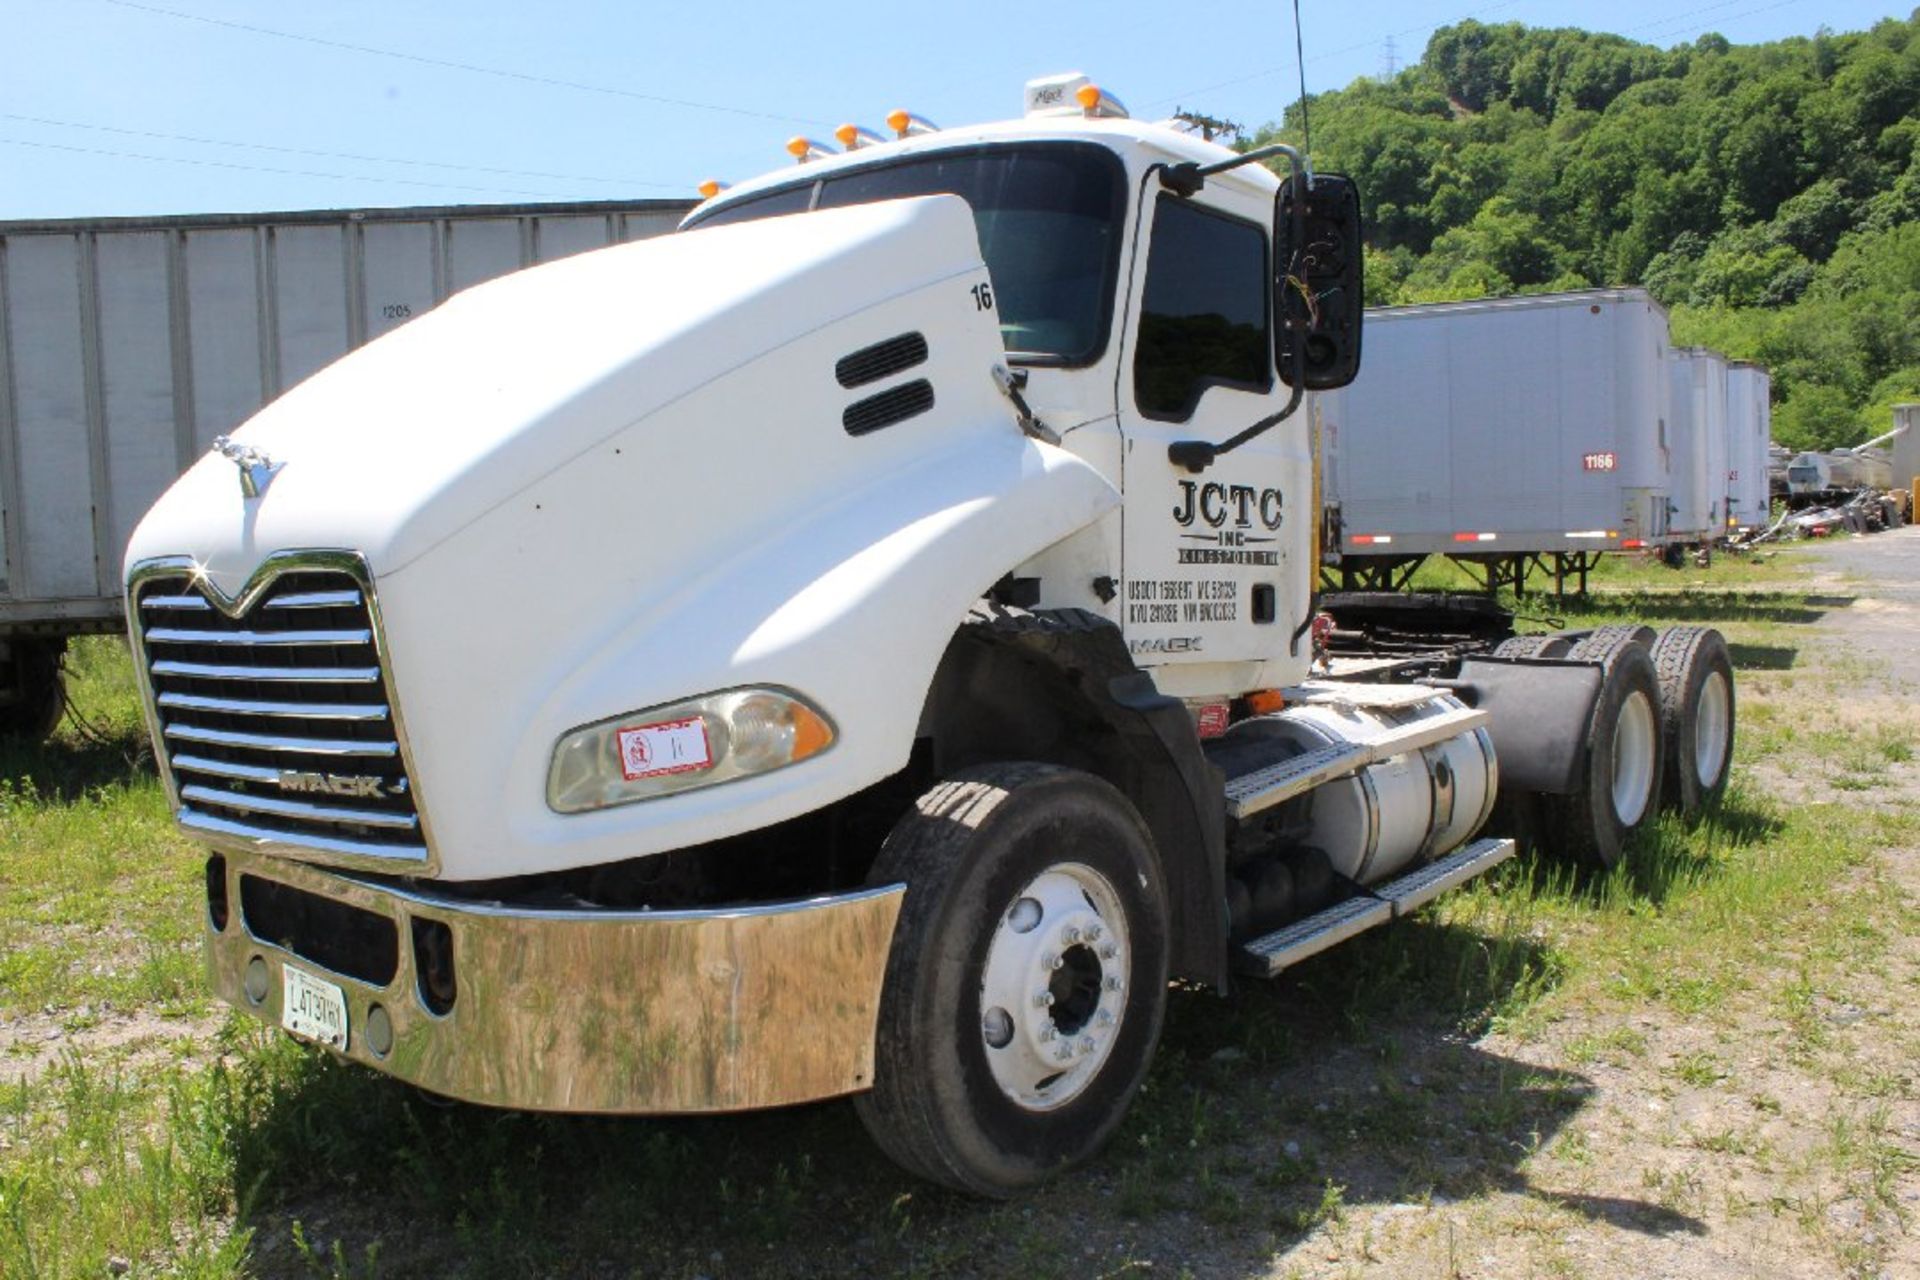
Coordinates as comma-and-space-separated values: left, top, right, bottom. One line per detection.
1440, 657, 1604, 795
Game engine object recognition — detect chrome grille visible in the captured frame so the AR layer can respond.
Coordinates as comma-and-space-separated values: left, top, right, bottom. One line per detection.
133, 567, 428, 866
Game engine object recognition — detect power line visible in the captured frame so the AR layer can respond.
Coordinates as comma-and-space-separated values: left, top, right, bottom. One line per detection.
1629, 0, 1807, 42
0, 136, 582, 200
1621, 0, 1758, 35
1, 113, 682, 189
96, 0, 828, 127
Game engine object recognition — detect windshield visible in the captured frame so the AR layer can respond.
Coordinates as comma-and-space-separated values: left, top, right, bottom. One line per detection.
685, 143, 1127, 365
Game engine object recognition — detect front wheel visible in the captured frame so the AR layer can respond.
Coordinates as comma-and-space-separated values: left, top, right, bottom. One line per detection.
854, 763, 1170, 1197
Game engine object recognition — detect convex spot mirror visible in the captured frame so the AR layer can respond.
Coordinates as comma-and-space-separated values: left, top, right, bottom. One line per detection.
1275, 173, 1364, 391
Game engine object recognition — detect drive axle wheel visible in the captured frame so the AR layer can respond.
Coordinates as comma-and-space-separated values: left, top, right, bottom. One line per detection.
1545, 635, 1664, 867
855, 763, 1169, 1197
1651, 626, 1735, 814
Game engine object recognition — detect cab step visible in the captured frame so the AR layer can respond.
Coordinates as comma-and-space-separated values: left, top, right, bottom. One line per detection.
1375, 836, 1516, 916
1222, 742, 1369, 820
1234, 836, 1517, 977
1222, 703, 1490, 820
1280, 680, 1447, 709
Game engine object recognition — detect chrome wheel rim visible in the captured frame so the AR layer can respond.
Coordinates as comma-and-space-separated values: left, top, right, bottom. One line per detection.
1694, 671, 1731, 790
978, 862, 1129, 1112
1612, 689, 1657, 827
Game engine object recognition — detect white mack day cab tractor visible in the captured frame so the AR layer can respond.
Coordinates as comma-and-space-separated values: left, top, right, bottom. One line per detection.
124, 74, 1737, 1196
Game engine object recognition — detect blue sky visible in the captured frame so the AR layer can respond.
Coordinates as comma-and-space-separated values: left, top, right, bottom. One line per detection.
0, 0, 1907, 221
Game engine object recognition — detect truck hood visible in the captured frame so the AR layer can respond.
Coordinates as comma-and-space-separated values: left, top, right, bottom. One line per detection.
127, 196, 988, 595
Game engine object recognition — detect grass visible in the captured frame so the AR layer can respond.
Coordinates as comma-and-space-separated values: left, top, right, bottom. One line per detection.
2, 543, 1917, 1276
0, 639, 205, 1023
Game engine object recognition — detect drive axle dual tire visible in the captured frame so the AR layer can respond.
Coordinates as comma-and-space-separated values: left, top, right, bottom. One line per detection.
1492, 634, 1573, 660
1650, 626, 1735, 814
855, 763, 1170, 1197
1544, 629, 1664, 867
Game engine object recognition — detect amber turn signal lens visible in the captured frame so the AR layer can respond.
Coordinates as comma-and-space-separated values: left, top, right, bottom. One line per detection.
1244, 689, 1286, 716
790, 702, 834, 761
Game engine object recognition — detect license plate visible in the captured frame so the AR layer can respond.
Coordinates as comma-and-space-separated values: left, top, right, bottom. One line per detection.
281, 963, 349, 1050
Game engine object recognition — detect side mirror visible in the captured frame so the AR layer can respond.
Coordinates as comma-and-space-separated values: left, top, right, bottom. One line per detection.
1275, 173, 1364, 391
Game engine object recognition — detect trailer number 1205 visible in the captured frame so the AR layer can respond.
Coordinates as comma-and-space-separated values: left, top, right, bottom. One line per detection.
1582, 451, 1617, 472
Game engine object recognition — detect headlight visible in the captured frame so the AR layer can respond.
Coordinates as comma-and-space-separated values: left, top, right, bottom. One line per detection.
546, 687, 835, 814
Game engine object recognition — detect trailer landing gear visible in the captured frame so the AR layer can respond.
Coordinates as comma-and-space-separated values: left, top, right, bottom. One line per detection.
0, 637, 66, 740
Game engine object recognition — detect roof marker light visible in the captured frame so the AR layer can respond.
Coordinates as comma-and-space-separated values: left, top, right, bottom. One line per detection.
696, 179, 725, 199
885, 109, 938, 139
786, 136, 833, 163
834, 123, 887, 151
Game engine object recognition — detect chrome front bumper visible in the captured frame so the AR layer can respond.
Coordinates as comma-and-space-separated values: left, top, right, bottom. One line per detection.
208, 850, 905, 1113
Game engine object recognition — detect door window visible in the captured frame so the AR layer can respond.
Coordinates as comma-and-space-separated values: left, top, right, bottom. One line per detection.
1132, 196, 1270, 421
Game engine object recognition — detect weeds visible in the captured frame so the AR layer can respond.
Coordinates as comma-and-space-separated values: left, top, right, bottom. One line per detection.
2, 544, 1917, 1277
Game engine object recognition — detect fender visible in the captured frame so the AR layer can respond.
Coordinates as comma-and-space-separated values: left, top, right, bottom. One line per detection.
926, 606, 1230, 989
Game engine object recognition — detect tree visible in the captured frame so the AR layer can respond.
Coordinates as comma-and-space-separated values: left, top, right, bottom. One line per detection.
1246, 12, 1920, 445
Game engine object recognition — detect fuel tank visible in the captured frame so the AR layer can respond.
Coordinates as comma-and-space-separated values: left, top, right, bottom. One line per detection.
1230, 695, 1498, 885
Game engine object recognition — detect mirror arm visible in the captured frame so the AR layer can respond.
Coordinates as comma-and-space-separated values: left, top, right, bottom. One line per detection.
1167, 372, 1303, 473
1160, 142, 1312, 196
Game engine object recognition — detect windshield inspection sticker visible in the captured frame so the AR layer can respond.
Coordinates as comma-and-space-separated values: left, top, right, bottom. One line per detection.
616, 717, 712, 781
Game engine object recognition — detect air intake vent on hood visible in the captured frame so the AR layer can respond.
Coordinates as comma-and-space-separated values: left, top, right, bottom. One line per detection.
843, 379, 934, 437
835, 332, 928, 389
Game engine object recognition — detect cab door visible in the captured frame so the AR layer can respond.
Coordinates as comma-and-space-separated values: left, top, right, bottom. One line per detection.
1116, 184, 1310, 696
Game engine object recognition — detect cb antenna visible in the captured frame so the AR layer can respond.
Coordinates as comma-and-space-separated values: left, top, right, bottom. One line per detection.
1292, 0, 1311, 157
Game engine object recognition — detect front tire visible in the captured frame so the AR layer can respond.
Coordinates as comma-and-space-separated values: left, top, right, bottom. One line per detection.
854, 763, 1170, 1197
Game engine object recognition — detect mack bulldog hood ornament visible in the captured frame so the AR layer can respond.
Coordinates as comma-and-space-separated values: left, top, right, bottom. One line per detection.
210, 434, 279, 499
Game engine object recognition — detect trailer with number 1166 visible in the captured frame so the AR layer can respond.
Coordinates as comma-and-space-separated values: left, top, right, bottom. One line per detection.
1317, 288, 1676, 594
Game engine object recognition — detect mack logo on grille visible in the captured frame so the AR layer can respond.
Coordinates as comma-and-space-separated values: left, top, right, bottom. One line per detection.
276, 771, 397, 799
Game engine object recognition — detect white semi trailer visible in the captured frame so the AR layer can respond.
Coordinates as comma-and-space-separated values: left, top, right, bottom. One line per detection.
0, 200, 688, 736
1668, 346, 1731, 548
122, 78, 1736, 1195
1725, 362, 1772, 531
1317, 289, 1676, 595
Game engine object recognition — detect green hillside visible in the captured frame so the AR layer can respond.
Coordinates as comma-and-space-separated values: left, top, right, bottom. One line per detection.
1252, 12, 1920, 450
